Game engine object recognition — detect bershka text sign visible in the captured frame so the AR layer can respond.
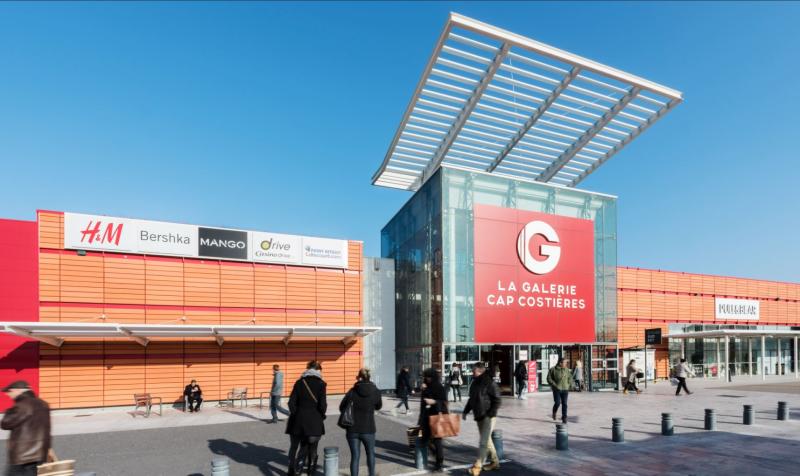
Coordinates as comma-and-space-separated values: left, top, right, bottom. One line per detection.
473, 204, 595, 343
63, 212, 348, 268
715, 298, 759, 321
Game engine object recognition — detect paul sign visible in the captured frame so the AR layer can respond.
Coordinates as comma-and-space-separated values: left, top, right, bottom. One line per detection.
473, 204, 595, 343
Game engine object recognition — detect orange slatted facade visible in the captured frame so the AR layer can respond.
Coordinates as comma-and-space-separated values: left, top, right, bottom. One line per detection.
617, 266, 800, 379
35, 211, 364, 409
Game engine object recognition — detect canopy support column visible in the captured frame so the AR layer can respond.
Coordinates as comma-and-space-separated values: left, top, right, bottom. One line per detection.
762, 335, 766, 380
777, 338, 782, 376
724, 336, 730, 382
7, 326, 63, 347
794, 336, 799, 379
716, 338, 721, 380
748, 338, 753, 377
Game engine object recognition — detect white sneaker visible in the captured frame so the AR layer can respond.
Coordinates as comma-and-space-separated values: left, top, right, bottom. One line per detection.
391, 408, 398, 416
406, 410, 413, 416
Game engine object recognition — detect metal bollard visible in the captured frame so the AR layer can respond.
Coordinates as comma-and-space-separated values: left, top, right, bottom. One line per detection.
491, 429, 504, 460
323, 447, 339, 476
778, 401, 789, 421
555, 423, 568, 451
704, 409, 716, 431
743, 405, 754, 425
612, 417, 624, 443
661, 413, 674, 436
211, 457, 230, 476
414, 436, 428, 470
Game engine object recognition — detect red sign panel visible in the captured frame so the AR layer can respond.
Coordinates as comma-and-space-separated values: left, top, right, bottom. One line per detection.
473, 204, 595, 343
527, 360, 538, 393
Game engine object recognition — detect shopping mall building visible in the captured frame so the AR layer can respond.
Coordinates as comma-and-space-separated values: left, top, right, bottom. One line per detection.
0, 14, 798, 409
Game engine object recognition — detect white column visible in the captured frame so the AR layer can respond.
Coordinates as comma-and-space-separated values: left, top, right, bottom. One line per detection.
716, 338, 721, 380
680, 339, 685, 359
777, 338, 782, 376
761, 335, 766, 381
748, 338, 753, 377
794, 336, 798, 379
724, 336, 730, 382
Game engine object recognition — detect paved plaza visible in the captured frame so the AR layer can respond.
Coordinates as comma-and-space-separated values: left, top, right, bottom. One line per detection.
0, 377, 798, 475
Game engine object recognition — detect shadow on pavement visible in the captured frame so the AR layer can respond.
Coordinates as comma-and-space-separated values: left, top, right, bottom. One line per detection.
209, 439, 287, 476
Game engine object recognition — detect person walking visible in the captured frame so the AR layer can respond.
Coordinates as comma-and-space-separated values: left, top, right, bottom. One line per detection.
269, 364, 291, 423
673, 358, 696, 396
418, 368, 447, 472
573, 360, 584, 392
546, 358, 571, 424
462, 363, 502, 476
623, 359, 642, 395
1, 381, 51, 476
394, 366, 412, 415
286, 360, 327, 476
341, 368, 382, 476
449, 364, 463, 403
183, 379, 203, 412
514, 360, 528, 400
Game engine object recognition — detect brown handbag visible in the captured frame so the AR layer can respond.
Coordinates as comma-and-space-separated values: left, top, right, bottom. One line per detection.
429, 412, 461, 438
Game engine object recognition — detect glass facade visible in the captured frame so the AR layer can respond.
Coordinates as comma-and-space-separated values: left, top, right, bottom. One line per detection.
668, 323, 799, 378
383, 166, 619, 390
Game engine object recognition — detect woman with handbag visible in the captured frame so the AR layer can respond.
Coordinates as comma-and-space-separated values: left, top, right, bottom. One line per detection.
418, 368, 447, 472
340, 368, 382, 476
623, 359, 643, 395
286, 360, 327, 476
449, 364, 463, 402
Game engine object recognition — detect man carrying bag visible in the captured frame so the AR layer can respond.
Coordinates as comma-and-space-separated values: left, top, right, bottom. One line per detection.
462, 363, 501, 476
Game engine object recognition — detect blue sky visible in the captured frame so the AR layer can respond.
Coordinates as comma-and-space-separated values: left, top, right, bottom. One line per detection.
1, 1, 798, 282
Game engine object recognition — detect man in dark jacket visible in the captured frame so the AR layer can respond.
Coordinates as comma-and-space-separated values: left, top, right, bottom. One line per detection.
514, 361, 528, 400
1, 381, 51, 476
394, 367, 412, 415
183, 380, 202, 412
462, 363, 501, 475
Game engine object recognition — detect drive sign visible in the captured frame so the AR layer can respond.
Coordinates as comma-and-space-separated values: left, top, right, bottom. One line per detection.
473, 204, 595, 343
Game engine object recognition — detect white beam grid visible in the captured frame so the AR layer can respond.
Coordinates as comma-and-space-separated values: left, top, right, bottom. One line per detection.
372, 12, 682, 191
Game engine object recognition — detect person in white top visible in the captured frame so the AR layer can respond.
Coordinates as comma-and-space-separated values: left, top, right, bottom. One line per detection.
673, 358, 696, 396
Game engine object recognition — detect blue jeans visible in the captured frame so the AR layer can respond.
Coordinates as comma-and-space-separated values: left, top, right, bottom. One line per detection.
347, 432, 376, 476
270, 394, 290, 420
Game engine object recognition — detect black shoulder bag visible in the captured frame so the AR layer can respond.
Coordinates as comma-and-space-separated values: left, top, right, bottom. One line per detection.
337, 390, 355, 429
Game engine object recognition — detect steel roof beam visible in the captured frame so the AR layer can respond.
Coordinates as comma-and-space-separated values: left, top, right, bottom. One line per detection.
537, 86, 641, 182
119, 327, 149, 347
7, 326, 63, 347
421, 42, 511, 184
570, 98, 680, 186
487, 67, 580, 172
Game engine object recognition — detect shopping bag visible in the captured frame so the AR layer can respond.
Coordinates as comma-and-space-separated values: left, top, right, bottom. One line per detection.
670, 377, 679, 386
429, 413, 461, 438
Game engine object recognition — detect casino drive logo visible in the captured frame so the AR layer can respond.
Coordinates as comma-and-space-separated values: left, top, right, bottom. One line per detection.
516, 220, 561, 275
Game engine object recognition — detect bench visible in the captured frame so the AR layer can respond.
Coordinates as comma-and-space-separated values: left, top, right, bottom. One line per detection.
226, 387, 248, 408
133, 393, 162, 417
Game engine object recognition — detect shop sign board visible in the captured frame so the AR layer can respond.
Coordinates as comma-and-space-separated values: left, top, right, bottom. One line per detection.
473, 204, 595, 343
63, 212, 349, 268
645, 328, 662, 345
715, 298, 759, 321
527, 360, 538, 393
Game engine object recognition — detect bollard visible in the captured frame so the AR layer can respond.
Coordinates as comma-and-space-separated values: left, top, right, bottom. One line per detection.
414, 436, 428, 470
323, 447, 339, 476
661, 413, 674, 436
704, 409, 716, 431
612, 417, 624, 443
491, 429, 504, 460
211, 457, 230, 476
555, 423, 569, 451
778, 401, 789, 421
743, 405, 754, 425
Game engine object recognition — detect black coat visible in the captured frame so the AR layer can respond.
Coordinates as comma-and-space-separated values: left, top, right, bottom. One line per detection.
464, 372, 502, 421
0, 391, 51, 465
286, 373, 327, 437
514, 363, 528, 382
340, 381, 382, 434
418, 379, 447, 434
396, 370, 412, 398
184, 384, 202, 398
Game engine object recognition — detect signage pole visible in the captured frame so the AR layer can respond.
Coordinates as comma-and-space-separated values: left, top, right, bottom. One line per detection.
644, 340, 648, 390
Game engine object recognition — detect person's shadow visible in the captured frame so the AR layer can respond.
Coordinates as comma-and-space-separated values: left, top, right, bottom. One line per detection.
208, 439, 288, 476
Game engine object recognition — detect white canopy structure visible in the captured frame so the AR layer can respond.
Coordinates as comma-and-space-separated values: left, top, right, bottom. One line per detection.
373, 13, 683, 191
0, 322, 381, 347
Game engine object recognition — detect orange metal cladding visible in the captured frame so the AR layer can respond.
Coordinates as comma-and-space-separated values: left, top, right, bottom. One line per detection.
36, 211, 364, 409
617, 267, 800, 378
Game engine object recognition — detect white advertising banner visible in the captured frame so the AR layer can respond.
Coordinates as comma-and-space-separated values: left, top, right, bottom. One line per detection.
250, 232, 302, 265
715, 298, 760, 321
301, 236, 349, 268
64, 212, 350, 269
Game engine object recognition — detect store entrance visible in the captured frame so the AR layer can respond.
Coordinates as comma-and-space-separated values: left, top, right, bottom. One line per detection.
480, 345, 514, 395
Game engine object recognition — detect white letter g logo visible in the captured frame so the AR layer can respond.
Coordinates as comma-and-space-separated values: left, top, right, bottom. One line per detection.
517, 220, 561, 275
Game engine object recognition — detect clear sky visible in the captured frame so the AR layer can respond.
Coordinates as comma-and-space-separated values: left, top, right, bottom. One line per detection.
1, 1, 798, 282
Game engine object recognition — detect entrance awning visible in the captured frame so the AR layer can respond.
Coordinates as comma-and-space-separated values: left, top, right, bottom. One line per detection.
0, 322, 381, 347
667, 329, 800, 339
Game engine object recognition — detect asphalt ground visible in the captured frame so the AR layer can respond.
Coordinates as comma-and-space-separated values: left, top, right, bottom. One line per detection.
0, 412, 536, 476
